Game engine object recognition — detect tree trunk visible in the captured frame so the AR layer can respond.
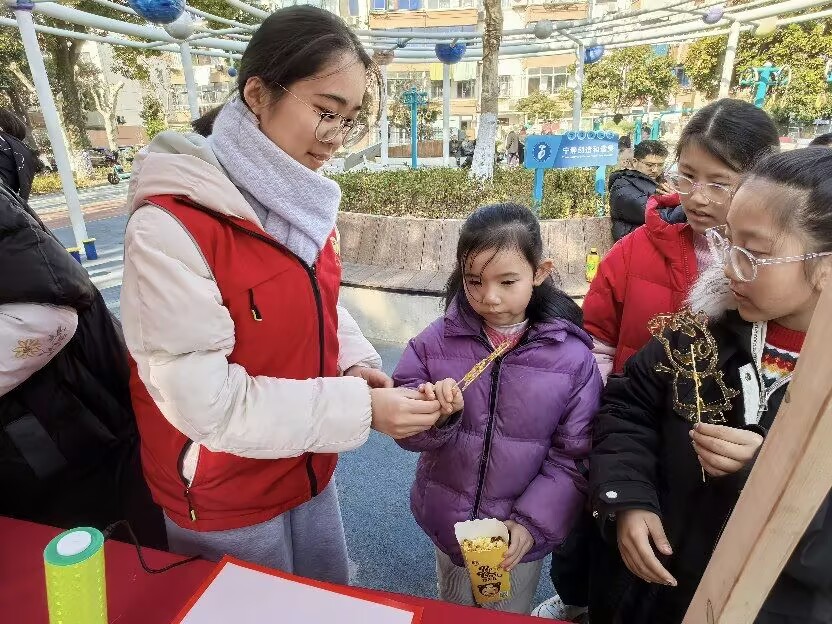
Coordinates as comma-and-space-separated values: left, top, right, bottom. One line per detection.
470, 0, 502, 180
49, 37, 90, 150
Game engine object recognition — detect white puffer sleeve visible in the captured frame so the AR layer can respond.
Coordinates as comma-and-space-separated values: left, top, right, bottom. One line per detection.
120, 205, 372, 459
337, 304, 382, 373
0, 303, 78, 397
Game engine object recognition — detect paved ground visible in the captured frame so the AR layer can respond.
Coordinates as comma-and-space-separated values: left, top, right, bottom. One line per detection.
43, 190, 556, 607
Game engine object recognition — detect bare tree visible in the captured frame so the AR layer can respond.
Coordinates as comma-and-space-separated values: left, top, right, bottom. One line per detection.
79, 62, 124, 151
470, 0, 502, 179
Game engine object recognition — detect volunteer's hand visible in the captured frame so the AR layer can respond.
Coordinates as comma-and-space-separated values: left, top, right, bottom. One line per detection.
370, 387, 442, 439
617, 510, 677, 586
690, 422, 764, 477
501, 520, 534, 572
418, 378, 464, 425
345, 365, 393, 389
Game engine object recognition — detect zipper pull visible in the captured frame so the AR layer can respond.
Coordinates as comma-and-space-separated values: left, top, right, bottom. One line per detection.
184, 487, 198, 522
248, 288, 263, 322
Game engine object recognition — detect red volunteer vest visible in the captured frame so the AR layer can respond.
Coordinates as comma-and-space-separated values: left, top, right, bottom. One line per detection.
129, 195, 342, 531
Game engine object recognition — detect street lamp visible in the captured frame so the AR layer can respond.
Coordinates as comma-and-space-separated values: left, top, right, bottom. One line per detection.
401, 86, 429, 169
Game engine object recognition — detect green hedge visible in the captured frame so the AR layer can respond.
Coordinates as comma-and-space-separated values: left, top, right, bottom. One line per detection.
329, 167, 600, 220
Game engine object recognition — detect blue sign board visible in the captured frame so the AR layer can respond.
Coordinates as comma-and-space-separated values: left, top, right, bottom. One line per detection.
524, 132, 619, 214
524, 132, 619, 170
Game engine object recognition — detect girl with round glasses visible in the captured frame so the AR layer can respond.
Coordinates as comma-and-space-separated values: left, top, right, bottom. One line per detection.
119, 7, 445, 580
584, 99, 780, 382
588, 148, 832, 624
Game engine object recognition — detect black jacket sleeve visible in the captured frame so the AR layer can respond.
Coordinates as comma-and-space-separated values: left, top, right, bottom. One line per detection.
589, 337, 670, 537
781, 494, 832, 591
608, 175, 656, 227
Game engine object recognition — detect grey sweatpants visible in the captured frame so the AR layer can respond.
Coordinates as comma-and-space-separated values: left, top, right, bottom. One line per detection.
435, 547, 544, 614
164, 482, 349, 584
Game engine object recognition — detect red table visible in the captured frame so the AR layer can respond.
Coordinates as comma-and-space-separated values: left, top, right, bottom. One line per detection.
0, 517, 562, 623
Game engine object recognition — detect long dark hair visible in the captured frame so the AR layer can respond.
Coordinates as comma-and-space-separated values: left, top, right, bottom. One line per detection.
676, 98, 779, 172
742, 148, 832, 258
446, 203, 583, 326
192, 5, 381, 135
0, 108, 27, 141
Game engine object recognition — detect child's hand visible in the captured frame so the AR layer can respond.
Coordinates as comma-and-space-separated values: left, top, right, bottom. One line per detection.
418, 378, 464, 422
617, 509, 677, 587
370, 388, 442, 439
690, 422, 764, 477
501, 520, 534, 571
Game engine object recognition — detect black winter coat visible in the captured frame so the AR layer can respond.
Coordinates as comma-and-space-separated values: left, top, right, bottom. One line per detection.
608, 169, 658, 242
589, 311, 832, 624
0, 183, 165, 547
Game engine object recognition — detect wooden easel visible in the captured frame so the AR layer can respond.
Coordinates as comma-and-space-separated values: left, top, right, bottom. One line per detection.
683, 285, 832, 623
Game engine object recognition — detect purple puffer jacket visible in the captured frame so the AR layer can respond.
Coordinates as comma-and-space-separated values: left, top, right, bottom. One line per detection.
394, 297, 602, 566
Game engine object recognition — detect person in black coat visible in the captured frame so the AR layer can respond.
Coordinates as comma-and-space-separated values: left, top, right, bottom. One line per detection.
0, 179, 166, 548
589, 148, 832, 624
0, 108, 42, 200
608, 140, 669, 242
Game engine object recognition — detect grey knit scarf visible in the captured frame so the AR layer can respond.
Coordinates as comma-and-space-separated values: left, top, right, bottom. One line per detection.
208, 97, 341, 264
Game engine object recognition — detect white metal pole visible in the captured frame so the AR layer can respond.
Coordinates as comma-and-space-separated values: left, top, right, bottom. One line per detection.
380, 64, 389, 166
180, 41, 200, 120
14, 7, 88, 249
719, 20, 742, 99
442, 62, 450, 166
573, 44, 585, 131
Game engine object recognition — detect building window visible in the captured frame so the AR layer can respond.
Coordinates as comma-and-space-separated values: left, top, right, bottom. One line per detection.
456, 79, 475, 99
431, 80, 444, 99
673, 65, 690, 89
526, 67, 569, 95
372, 0, 386, 9
499, 75, 513, 98
387, 71, 430, 96
396, 0, 422, 9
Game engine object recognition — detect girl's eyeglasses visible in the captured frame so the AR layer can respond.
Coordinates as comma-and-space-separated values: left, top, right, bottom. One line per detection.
706, 224, 832, 283
277, 84, 368, 149
665, 172, 733, 206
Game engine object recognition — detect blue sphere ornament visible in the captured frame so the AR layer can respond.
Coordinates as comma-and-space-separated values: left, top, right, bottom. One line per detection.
228, 67, 238, 78
127, 0, 185, 24
584, 45, 605, 64
702, 6, 724, 25
435, 42, 467, 65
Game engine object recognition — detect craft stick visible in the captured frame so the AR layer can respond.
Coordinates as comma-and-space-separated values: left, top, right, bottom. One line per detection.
458, 339, 512, 392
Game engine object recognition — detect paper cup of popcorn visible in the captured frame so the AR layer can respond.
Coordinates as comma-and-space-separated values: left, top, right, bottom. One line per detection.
454, 518, 511, 604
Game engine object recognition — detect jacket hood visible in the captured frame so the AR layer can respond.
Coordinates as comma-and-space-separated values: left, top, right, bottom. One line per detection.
126, 130, 261, 229
443, 294, 594, 350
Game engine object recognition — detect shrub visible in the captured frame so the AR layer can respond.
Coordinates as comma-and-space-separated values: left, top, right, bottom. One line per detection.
329, 167, 600, 219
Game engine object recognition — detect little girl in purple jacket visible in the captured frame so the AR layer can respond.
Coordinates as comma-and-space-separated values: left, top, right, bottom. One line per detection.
394, 203, 603, 614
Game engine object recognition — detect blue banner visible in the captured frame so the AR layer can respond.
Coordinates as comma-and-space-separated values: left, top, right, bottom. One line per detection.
524, 132, 619, 170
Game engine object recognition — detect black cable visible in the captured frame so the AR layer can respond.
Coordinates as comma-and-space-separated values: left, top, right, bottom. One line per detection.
103, 520, 201, 575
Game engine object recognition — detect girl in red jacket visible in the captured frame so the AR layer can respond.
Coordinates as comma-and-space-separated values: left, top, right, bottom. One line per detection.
583, 100, 780, 381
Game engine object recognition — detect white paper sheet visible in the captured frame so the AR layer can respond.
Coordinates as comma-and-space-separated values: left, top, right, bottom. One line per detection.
178, 561, 417, 624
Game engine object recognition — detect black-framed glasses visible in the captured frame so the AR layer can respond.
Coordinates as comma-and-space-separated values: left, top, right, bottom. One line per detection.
706, 224, 832, 282
665, 172, 734, 205
277, 84, 367, 149
636, 159, 665, 171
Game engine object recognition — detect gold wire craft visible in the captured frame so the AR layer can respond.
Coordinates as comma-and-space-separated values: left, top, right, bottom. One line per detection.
648, 307, 739, 427
458, 339, 513, 392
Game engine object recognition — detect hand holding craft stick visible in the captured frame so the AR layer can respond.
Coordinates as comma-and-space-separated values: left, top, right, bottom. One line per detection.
457, 339, 513, 392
